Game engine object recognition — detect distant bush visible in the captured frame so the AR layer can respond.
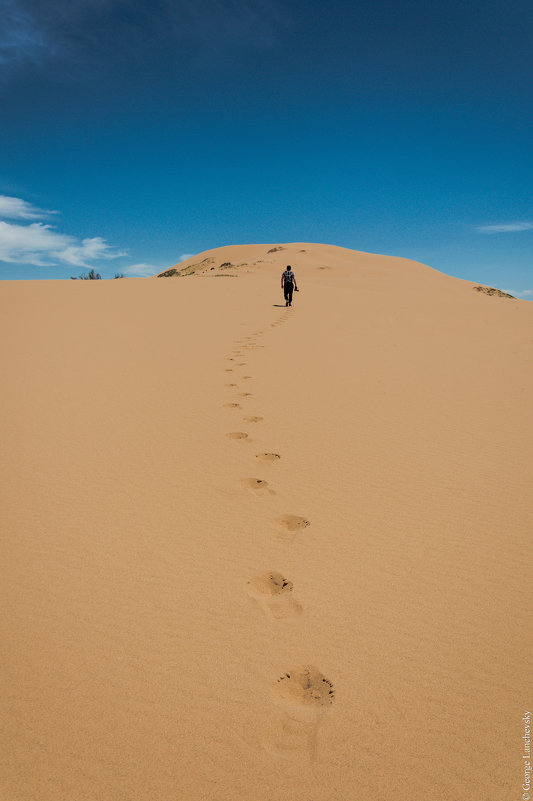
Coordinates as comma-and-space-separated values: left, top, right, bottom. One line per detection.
113, 272, 124, 279
79, 269, 102, 280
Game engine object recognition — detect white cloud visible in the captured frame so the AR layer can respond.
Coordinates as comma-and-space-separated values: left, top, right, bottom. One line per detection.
0, 197, 124, 269
0, 194, 55, 219
58, 236, 125, 267
474, 221, 533, 234
178, 252, 195, 262
122, 263, 162, 277
0, 221, 71, 265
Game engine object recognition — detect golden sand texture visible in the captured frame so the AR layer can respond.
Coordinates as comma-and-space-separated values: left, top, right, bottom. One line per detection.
1, 243, 532, 801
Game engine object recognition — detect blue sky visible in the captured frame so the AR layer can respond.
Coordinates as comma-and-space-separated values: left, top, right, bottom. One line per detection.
1, 0, 532, 296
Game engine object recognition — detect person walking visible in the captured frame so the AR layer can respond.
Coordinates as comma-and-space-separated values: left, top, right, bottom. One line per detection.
281, 265, 298, 306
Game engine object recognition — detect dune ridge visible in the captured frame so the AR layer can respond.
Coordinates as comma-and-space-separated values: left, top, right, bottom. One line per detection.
1, 243, 531, 800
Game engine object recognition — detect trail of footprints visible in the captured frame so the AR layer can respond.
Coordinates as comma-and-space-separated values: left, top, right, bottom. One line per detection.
223, 311, 334, 760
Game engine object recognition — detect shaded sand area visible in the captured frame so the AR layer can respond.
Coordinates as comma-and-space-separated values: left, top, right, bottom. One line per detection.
1, 243, 532, 801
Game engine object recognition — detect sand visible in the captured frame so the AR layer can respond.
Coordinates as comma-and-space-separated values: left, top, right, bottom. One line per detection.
1, 243, 531, 801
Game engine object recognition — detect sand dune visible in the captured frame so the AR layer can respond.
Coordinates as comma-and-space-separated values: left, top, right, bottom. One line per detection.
1, 243, 532, 800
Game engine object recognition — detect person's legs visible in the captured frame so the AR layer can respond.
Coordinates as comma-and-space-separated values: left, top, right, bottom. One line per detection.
286, 283, 293, 305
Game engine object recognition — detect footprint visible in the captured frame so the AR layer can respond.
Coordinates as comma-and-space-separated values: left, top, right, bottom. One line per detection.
264, 666, 334, 758
224, 402, 241, 409
244, 416, 264, 423
238, 392, 252, 397
277, 515, 310, 531
240, 478, 274, 494
224, 368, 233, 372
225, 357, 234, 361
246, 572, 302, 619
256, 452, 280, 462
242, 376, 252, 380
225, 383, 237, 387
226, 432, 249, 441
273, 666, 335, 708
237, 362, 246, 367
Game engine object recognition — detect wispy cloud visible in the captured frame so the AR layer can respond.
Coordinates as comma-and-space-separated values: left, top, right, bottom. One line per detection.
123, 263, 162, 277
0, 196, 124, 268
474, 221, 533, 234
55, 236, 124, 267
0, 0, 289, 79
0, 194, 55, 219
0, 2, 45, 67
178, 253, 195, 262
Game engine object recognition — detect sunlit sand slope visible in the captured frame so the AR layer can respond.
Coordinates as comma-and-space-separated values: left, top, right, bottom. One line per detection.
1, 243, 532, 801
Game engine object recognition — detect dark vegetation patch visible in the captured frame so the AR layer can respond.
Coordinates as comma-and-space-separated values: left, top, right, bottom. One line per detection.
473, 286, 515, 298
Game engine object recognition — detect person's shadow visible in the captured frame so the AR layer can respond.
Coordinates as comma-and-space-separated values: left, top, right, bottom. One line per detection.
272, 304, 287, 307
